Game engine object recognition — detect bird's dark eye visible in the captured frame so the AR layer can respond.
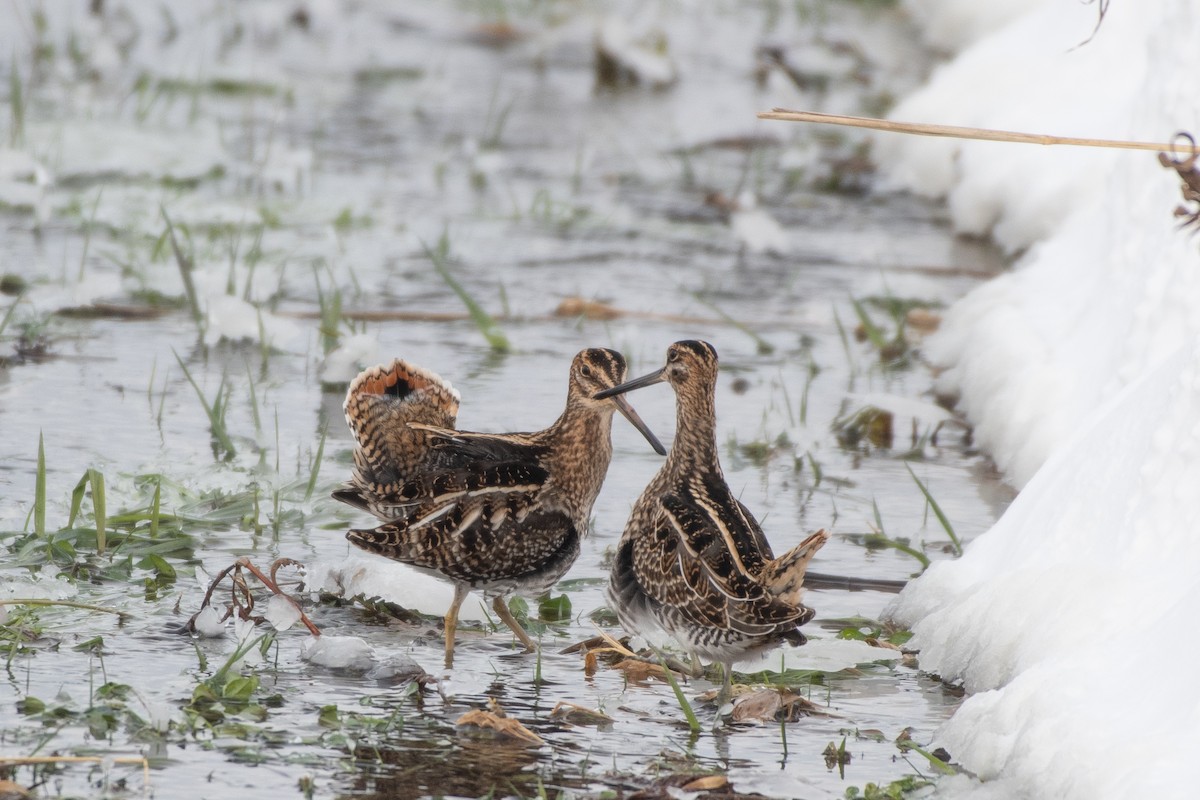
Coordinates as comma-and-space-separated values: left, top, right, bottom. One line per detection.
581, 365, 593, 378
667, 350, 680, 363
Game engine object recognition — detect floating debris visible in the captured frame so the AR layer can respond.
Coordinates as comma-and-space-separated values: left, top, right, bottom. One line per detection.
456, 701, 544, 745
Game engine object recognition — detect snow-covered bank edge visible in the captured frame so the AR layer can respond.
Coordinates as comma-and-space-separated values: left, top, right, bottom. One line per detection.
880, 0, 1200, 796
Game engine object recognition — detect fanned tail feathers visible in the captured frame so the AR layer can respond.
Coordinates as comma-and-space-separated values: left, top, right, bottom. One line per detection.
760, 529, 830, 607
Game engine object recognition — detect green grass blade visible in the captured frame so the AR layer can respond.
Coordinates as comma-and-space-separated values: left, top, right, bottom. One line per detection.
89, 468, 106, 555
161, 206, 204, 334
864, 533, 931, 570
905, 463, 963, 556
657, 654, 700, 733
871, 498, 886, 536
68, 471, 88, 529
246, 361, 262, 436
851, 296, 887, 351
805, 451, 822, 486
898, 740, 957, 776
690, 292, 774, 355
150, 476, 162, 539
34, 432, 46, 535
0, 294, 21, 338
174, 350, 237, 460
77, 190, 103, 282
424, 232, 510, 353
305, 427, 327, 500
0, 599, 130, 620
833, 307, 853, 366
9, 56, 24, 148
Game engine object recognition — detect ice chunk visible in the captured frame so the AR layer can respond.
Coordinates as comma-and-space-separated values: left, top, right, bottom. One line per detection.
302, 635, 375, 670
192, 606, 225, 638
264, 595, 302, 632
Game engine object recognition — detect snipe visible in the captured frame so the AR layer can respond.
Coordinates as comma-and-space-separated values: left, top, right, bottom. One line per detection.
595, 340, 828, 702
334, 349, 664, 667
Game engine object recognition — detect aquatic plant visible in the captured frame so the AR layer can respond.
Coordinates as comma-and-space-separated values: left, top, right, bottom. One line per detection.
424, 231, 511, 353
905, 463, 963, 556
173, 350, 237, 460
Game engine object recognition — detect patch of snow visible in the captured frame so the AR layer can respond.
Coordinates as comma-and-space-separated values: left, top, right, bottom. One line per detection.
192, 605, 225, 638
264, 595, 302, 632
306, 554, 488, 622
202, 293, 300, 349
321, 333, 380, 385
730, 192, 791, 256
904, 0, 1051, 52
595, 17, 677, 89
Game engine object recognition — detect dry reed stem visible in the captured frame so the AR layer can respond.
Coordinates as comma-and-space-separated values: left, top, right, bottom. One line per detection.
757, 109, 1197, 155
277, 297, 723, 326
191, 557, 321, 637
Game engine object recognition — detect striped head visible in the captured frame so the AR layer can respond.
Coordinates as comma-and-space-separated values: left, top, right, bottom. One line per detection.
570, 348, 665, 455
594, 340, 720, 399
659, 340, 719, 390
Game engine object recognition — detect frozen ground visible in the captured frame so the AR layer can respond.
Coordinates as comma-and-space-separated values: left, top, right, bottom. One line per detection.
884, 0, 1200, 796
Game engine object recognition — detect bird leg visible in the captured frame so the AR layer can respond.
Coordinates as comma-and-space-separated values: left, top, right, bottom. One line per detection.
491, 596, 538, 653
715, 661, 734, 708
443, 583, 471, 668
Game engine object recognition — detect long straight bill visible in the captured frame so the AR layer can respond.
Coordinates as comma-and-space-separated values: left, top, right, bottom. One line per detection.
593, 367, 667, 400
610, 394, 666, 455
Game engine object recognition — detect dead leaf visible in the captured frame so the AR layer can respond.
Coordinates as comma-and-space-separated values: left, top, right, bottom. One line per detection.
456, 709, 544, 745
905, 307, 941, 334
612, 658, 670, 683
549, 701, 613, 726
554, 296, 624, 320
584, 649, 598, 676
729, 687, 833, 722
468, 22, 525, 47
730, 688, 783, 723
865, 637, 901, 651
0, 780, 33, 800
681, 774, 729, 791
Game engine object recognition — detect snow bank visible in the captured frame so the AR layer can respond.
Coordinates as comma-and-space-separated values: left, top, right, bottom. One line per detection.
883, 0, 1200, 484
883, 0, 1200, 796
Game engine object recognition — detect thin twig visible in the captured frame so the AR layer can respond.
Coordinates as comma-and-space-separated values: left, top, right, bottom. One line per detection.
189, 558, 321, 636
757, 109, 1197, 155
0, 599, 132, 620
235, 557, 322, 636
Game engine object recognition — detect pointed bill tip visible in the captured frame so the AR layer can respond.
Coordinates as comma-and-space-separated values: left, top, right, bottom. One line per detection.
610, 394, 667, 455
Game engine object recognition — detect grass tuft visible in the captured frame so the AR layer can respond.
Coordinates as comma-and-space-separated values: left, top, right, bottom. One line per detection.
425, 231, 510, 353
864, 498, 930, 570
34, 431, 46, 535
905, 463, 963, 556
304, 428, 327, 501
658, 654, 700, 733
161, 206, 204, 337
174, 350, 237, 460
67, 468, 107, 555
9, 55, 25, 148
691, 292, 774, 355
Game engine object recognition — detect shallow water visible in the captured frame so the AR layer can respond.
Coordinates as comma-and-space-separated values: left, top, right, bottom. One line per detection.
0, 3, 1011, 798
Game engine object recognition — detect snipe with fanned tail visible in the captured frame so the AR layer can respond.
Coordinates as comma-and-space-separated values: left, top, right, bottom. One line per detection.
334, 349, 664, 667
595, 340, 828, 702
